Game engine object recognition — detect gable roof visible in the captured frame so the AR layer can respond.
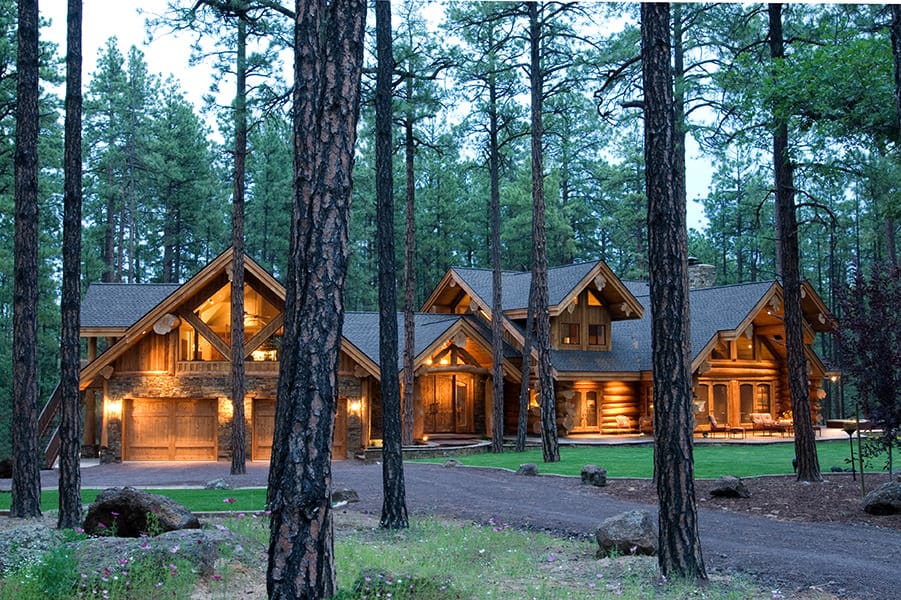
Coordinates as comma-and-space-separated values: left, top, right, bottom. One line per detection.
550, 280, 781, 376
423, 261, 644, 323
80, 248, 285, 389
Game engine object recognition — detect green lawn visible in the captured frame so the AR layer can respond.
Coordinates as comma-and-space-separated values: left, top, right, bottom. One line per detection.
0, 440, 866, 513
417, 439, 861, 479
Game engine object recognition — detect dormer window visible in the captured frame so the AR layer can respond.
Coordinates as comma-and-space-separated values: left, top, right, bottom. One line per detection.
588, 324, 606, 346
561, 323, 580, 345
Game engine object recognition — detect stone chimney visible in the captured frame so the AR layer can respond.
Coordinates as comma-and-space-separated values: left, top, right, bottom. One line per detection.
687, 257, 716, 289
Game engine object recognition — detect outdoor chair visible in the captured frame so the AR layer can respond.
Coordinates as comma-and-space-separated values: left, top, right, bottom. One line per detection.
638, 416, 654, 436
615, 415, 634, 434
707, 414, 745, 439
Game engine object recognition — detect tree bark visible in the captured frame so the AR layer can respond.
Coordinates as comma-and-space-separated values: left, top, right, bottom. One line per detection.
266, 1, 366, 597
11, 0, 42, 520
230, 11, 248, 476
642, 2, 707, 579
489, 58, 505, 454
58, 0, 84, 530
890, 5, 901, 268
401, 86, 416, 447
768, 3, 821, 483
516, 285, 535, 453
375, 0, 408, 530
528, 1, 559, 463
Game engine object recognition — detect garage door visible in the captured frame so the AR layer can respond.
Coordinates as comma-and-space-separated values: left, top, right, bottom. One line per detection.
124, 398, 218, 461
252, 397, 347, 461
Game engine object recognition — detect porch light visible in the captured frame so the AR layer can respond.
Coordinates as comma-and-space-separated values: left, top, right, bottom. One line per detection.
348, 400, 362, 415
104, 399, 122, 420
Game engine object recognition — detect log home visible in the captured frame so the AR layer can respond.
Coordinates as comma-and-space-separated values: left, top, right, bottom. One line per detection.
68, 249, 835, 463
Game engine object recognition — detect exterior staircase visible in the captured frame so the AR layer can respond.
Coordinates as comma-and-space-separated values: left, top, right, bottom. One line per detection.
37, 383, 62, 469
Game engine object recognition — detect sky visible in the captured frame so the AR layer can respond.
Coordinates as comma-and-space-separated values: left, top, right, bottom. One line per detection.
41, 0, 711, 230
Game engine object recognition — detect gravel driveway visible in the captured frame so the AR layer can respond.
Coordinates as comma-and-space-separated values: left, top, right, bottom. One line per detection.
15, 459, 901, 599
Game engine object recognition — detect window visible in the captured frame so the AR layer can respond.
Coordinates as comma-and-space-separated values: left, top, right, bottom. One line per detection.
737, 338, 754, 360
755, 384, 772, 413
695, 384, 709, 417
588, 324, 606, 346
713, 384, 728, 423
740, 383, 754, 422
561, 322, 580, 345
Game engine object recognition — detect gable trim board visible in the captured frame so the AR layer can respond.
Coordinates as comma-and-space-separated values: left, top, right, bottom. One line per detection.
76, 250, 835, 461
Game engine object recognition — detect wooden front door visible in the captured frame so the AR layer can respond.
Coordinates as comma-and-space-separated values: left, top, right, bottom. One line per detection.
424, 374, 473, 434
124, 398, 217, 461
251, 397, 347, 461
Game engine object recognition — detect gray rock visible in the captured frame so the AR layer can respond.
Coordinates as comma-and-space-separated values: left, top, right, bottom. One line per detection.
443, 459, 463, 468
83, 486, 201, 537
516, 463, 539, 476
204, 478, 232, 490
595, 509, 657, 558
581, 464, 607, 487
710, 476, 751, 499
0, 522, 64, 574
332, 488, 360, 504
863, 481, 901, 515
71, 527, 232, 578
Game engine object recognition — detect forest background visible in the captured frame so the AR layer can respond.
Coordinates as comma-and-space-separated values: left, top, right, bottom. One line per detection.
0, 1, 897, 457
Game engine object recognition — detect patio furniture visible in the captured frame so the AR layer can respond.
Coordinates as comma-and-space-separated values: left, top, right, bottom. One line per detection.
707, 414, 746, 439
638, 416, 654, 436
615, 415, 634, 434
749, 413, 788, 436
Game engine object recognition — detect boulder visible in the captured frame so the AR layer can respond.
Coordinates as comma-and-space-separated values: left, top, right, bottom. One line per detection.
443, 459, 462, 468
581, 464, 607, 487
516, 463, 539, 476
332, 487, 360, 505
863, 481, 901, 515
595, 509, 657, 557
204, 478, 232, 490
710, 476, 751, 499
0, 457, 11, 479
0, 522, 64, 574
83, 486, 201, 537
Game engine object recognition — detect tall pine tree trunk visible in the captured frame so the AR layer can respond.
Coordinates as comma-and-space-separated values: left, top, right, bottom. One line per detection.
230, 12, 248, 476
402, 96, 416, 447
642, 2, 706, 579
11, 0, 42, 520
58, 0, 84, 529
266, 1, 366, 596
768, 3, 821, 483
528, 2, 558, 463
890, 5, 901, 268
489, 68, 505, 454
375, 0, 408, 530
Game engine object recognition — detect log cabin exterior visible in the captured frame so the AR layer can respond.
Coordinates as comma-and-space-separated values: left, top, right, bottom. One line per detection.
74, 248, 836, 462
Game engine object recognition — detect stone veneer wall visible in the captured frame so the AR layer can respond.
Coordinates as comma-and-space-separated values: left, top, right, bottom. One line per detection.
103, 373, 277, 463
102, 372, 366, 462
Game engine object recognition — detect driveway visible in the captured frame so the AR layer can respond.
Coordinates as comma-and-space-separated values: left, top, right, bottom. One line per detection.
14, 460, 901, 599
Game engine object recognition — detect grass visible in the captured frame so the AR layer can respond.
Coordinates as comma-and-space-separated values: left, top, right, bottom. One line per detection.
0, 488, 268, 513
417, 440, 864, 479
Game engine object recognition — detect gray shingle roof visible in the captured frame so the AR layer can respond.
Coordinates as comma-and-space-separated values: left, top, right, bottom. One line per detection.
81, 283, 181, 328
550, 280, 777, 374
342, 312, 462, 370
452, 262, 599, 311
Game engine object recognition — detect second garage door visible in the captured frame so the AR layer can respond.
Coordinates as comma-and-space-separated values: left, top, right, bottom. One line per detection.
124, 398, 218, 461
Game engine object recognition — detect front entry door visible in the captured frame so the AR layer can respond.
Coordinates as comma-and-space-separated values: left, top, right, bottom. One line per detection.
424, 374, 472, 434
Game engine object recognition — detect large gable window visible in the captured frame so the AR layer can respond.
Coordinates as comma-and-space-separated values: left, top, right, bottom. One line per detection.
178, 282, 282, 362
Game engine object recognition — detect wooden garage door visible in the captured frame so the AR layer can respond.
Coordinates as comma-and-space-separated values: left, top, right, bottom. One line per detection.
252, 397, 347, 461
124, 398, 218, 461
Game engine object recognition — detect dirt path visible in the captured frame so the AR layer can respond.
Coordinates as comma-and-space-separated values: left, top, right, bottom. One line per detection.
12, 460, 900, 599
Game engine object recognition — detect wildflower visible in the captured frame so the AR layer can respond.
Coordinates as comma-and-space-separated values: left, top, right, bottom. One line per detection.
212, 574, 222, 582
215, 523, 230, 532
772, 591, 785, 600
170, 545, 181, 553
223, 497, 236, 504
630, 545, 638, 555
547, 553, 556, 563
110, 511, 119, 517
97, 522, 107, 529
